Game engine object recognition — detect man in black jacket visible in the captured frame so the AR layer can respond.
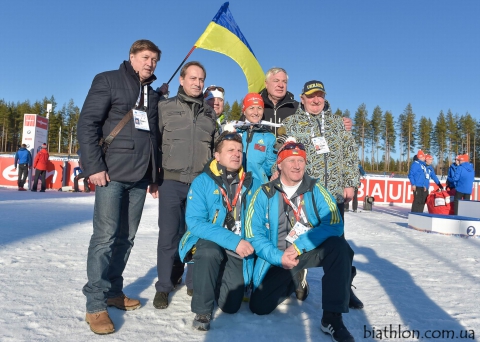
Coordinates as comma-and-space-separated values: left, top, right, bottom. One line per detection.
77, 39, 162, 335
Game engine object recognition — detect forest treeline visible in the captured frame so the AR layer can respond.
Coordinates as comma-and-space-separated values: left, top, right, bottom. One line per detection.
1, 98, 478, 177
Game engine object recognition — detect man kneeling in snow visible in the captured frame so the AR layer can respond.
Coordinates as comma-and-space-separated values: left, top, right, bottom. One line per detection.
245, 138, 355, 342
178, 127, 259, 331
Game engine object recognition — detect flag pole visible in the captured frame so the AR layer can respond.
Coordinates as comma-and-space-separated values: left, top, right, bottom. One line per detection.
166, 46, 197, 84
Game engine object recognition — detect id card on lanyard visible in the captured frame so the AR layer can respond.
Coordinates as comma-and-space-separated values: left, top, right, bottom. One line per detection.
282, 193, 311, 243
133, 85, 150, 131
219, 173, 245, 236
307, 112, 330, 154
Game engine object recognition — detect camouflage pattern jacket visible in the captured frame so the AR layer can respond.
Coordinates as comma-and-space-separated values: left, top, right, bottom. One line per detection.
282, 101, 360, 203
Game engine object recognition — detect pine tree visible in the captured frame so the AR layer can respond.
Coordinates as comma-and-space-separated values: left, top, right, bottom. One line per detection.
370, 106, 382, 171
381, 110, 396, 172
229, 100, 242, 121
432, 110, 447, 173
353, 103, 368, 167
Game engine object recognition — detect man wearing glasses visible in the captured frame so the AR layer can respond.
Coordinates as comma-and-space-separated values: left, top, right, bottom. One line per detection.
245, 139, 355, 342
282, 81, 363, 311
179, 128, 258, 331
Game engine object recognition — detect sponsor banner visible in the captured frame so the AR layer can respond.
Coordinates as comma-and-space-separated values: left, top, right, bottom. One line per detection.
0, 155, 80, 189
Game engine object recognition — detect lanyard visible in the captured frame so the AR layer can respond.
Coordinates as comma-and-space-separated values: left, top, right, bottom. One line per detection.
219, 172, 245, 212
306, 111, 325, 137
281, 193, 304, 222
135, 85, 149, 109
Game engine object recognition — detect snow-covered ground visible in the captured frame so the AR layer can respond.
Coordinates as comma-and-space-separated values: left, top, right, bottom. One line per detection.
0, 188, 478, 342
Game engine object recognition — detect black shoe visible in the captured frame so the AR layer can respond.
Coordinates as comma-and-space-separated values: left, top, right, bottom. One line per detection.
295, 269, 309, 301
321, 312, 354, 342
171, 260, 185, 290
31, 189, 37, 192
153, 292, 169, 309
349, 266, 364, 309
40, 190, 45, 192
192, 313, 211, 331
186, 288, 193, 297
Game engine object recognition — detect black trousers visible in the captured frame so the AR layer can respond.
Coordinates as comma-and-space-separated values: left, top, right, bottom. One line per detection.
17, 164, 29, 187
454, 191, 471, 215
32, 169, 46, 191
156, 180, 193, 293
411, 187, 428, 212
191, 239, 245, 315
249, 236, 353, 315
74, 173, 89, 192
345, 188, 359, 211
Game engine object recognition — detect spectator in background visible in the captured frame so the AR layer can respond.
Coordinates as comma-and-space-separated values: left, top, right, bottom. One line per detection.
31, 143, 49, 192
453, 154, 474, 215
408, 150, 428, 212
446, 155, 460, 190
346, 163, 366, 212
204, 85, 225, 130
425, 155, 444, 191
14, 144, 32, 191
73, 154, 90, 193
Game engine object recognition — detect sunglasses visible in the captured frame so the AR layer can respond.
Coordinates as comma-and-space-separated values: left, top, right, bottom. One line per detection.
279, 142, 306, 152
205, 86, 225, 94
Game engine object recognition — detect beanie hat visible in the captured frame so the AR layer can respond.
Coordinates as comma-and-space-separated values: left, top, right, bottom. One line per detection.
425, 154, 433, 160
458, 154, 470, 162
277, 137, 307, 164
417, 150, 425, 159
242, 93, 264, 112
41, 143, 47, 148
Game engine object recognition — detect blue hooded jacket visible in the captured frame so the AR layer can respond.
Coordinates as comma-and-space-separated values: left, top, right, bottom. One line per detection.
14, 147, 32, 167
453, 162, 474, 194
179, 159, 259, 286
244, 174, 343, 290
446, 163, 458, 188
408, 160, 428, 187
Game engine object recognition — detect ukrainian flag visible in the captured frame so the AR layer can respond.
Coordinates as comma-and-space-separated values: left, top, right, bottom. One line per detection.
194, 2, 264, 93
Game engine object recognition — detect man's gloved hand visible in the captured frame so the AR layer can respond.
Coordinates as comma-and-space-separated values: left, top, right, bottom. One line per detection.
437, 183, 444, 190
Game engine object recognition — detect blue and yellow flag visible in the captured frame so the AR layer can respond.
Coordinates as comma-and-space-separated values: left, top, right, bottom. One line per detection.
194, 2, 264, 93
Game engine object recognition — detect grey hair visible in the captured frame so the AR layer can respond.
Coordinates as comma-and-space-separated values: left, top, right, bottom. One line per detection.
265, 67, 289, 82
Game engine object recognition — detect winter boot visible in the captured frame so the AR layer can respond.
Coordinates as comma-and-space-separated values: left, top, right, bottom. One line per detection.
295, 269, 309, 301
349, 266, 364, 309
153, 292, 169, 309
107, 294, 140, 311
85, 311, 115, 335
321, 311, 354, 342
192, 313, 212, 331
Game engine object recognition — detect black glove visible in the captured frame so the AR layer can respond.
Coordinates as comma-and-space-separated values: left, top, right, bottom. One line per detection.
438, 184, 444, 190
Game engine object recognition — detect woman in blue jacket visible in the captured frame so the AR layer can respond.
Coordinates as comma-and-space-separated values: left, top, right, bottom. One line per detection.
236, 93, 277, 186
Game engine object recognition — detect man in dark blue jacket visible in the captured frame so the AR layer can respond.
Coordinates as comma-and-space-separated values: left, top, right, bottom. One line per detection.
408, 150, 429, 212
453, 154, 475, 214
77, 40, 162, 335
446, 156, 460, 189
246, 138, 354, 342
14, 144, 32, 191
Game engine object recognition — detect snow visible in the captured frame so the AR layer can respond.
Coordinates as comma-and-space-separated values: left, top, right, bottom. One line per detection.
0, 188, 479, 342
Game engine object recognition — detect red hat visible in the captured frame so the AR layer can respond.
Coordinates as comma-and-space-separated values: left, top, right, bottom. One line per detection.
242, 93, 264, 112
277, 137, 307, 164
425, 154, 433, 160
417, 150, 425, 159
458, 154, 470, 162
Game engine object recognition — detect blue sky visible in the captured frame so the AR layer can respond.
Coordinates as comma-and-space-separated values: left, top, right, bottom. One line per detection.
2, 0, 479, 126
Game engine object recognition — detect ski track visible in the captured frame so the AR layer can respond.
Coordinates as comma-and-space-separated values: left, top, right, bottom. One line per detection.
0, 188, 479, 342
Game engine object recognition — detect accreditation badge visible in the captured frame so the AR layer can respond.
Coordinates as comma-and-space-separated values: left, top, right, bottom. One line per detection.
285, 221, 310, 243
133, 109, 150, 131
311, 136, 330, 154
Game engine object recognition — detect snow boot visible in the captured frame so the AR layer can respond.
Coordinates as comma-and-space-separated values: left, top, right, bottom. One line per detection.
349, 266, 364, 309
192, 313, 212, 331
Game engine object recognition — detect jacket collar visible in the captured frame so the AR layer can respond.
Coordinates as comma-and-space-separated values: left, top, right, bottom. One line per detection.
263, 173, 315, 198
259, 88, 297, 109
121, 61, 157, 86
204, 159, 252, 190
177, 86, 204, 106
